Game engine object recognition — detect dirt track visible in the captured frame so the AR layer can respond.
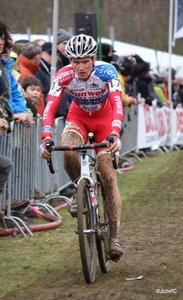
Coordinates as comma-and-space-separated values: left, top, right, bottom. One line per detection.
2, 151, 183, 300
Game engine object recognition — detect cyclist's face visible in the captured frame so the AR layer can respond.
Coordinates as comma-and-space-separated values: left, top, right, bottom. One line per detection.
70, 56, 96, 80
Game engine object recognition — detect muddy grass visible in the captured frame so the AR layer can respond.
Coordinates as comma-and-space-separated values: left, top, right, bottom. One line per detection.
0, 150, 183, 300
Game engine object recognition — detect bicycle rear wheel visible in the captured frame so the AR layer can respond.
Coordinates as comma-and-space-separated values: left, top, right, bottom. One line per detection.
96, 181, 110, 273
77, 178, 96, 283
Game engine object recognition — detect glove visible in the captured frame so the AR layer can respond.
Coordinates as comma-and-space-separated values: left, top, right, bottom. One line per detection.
106, 134, 122, 151
39, 139, 54, 156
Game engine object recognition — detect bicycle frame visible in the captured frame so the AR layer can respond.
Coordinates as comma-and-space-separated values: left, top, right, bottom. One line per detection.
46, 133, 113, 283
79, 150, 97, 199
77, 145, 99, 237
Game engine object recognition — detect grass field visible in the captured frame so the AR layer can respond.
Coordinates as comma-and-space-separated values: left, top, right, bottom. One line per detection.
0, 150, 183, 300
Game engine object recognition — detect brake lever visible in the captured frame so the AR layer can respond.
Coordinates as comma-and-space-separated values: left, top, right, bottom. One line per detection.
108, 136, 118, 170
45, 141, 55, 174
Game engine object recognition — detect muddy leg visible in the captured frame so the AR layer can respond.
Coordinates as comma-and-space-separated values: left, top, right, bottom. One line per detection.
98, 153, 122, 239
61, 132, 82, 181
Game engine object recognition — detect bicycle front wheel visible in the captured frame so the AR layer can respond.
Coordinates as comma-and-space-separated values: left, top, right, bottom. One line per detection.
77, 178, 96, 284
96, 181, 110, 273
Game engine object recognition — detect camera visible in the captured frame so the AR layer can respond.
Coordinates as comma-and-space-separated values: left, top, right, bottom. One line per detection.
125, 83, 134, 97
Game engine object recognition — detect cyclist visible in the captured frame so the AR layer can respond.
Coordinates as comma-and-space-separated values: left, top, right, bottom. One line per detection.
40, 34, 124, 261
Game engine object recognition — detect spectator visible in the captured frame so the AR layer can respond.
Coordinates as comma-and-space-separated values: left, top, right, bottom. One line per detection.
172, 79, 182, 108
0, 21, 13, 122
1, 41, 33, 127
9, 50, 20, 81
0, 153, 29, 221
13, 39, 29, 56
153, 76, 169, 106
21, 77, 42, 117
132, 60, 156, 155
0, 21, 32, 127
117, 55, 146, 103
56, 29, 72, 119
17, 42, 41, 80
0, 75, 6, 99
160, 68, 176, 102
0, 76, 12, 130
0, 151, 13, 219
176, 76, 183, 106
112, 60, 138, 107
14, 39, 29, 44
147, 74, 163, 108
56, 28, 72, 70
32, 38, 46, 47
35, 42, 59, 106
10, 43, 26, 83
0, 76, 29, 219
0, 76, 13, 191
101, 43, 118, 63
135, 63, 155, 106
117, 54, 146, 102
17, 41, 44, 116
111, 59, 145, 138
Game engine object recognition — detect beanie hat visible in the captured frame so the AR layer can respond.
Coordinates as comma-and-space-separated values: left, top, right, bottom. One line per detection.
102, 43, 116, 57
42, 42, 53, 52
41, 42, 60, 54
57, 29, 72, 45
14, 39, 30, 44
0, 76, 6, 96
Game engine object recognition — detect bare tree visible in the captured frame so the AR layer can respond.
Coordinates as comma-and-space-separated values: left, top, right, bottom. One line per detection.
0, 0, 181, 55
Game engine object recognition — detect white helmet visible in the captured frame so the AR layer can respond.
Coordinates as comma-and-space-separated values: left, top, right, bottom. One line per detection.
65, 34, 98, 58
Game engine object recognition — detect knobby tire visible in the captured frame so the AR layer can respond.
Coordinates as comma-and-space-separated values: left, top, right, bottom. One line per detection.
96, 180, 110, 273
77, 178, 96, 283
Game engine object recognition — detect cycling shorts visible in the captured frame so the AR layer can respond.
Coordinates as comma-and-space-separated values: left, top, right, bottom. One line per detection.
62, 103, 112, 155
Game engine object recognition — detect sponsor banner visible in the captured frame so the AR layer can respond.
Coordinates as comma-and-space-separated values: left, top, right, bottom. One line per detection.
174, 108, 183, 144
137, 102, 159, 149
161, 106, 176, 147
137, 103, 183, 149
156, 106, 168, 147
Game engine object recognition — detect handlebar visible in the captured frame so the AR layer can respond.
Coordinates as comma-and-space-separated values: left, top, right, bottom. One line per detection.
46, 140, 118, 174
53, 142, 108, 152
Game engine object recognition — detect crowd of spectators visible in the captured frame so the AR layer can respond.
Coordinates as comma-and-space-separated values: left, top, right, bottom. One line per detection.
101, 42, 183, 109
1, 18, 183, 224
0, 20, 74, 224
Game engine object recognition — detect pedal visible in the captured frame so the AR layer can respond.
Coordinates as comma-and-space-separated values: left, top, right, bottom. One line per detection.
109, 253, 121, 262
68, 208, 77, 218
96, 231, 104, 241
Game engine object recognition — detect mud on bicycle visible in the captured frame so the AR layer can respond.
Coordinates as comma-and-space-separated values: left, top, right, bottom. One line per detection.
45, 133, 119, 284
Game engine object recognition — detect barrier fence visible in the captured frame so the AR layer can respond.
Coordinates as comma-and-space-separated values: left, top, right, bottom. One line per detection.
1, 103, 183, 214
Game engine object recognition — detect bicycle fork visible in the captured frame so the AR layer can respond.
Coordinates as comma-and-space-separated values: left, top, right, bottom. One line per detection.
77, 152, 98, 234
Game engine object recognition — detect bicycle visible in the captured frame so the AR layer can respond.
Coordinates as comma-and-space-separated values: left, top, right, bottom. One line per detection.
46, 133, 117, 283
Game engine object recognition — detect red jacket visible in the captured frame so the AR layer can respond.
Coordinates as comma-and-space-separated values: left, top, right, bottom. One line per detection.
18, 54, 44, 116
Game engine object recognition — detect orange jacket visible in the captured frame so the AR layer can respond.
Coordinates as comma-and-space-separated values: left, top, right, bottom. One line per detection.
18, 54, 44, 116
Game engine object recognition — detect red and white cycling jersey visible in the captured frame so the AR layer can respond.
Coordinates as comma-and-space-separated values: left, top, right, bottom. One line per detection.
41, 61, 123, 140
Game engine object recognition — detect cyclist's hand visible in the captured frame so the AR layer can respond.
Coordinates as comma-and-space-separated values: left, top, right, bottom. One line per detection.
39, 138, 54, 160
106, 134, 122, 153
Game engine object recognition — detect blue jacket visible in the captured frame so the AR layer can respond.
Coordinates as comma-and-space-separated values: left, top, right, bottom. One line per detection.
1, 57, 27, 114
